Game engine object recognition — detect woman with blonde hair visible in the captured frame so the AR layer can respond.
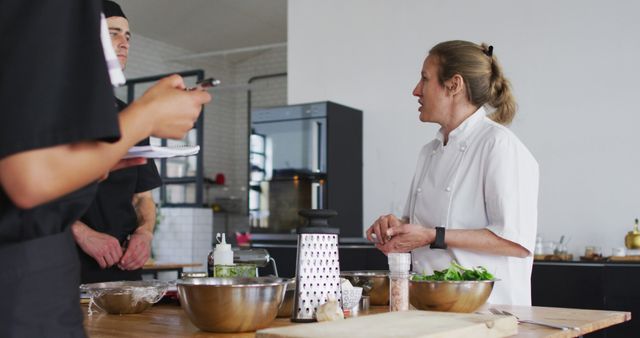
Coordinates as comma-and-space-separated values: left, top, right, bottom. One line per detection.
367, 40, 538, 305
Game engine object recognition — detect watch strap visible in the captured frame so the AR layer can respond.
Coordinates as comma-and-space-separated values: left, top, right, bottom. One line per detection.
430, 226, 447, 249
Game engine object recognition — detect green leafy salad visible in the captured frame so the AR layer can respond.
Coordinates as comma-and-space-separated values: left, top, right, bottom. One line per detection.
411, 261, 495, 281
213, 264, 257, 278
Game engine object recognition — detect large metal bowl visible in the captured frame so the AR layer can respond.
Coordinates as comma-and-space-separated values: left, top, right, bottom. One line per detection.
409, 279, 495, 313
276, 279, 296, 318
177, 277, 288, 333
80, 280, 169, 315
340, 271, 389, 305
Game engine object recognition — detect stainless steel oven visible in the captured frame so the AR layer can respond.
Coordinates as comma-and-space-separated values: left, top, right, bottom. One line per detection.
249, 102, 362, 237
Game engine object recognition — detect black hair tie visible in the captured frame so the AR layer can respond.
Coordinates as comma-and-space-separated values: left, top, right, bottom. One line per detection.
485, 45, 493, 57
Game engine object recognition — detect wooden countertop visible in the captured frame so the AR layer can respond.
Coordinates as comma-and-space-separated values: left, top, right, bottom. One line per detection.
479, 304, 630, 337
83, 302, 630, 338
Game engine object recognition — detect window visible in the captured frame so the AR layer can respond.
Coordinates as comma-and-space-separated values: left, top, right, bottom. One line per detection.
121, 70, 205, 206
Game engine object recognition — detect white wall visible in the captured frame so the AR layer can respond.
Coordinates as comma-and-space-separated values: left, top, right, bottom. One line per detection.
116, 32, 286, 201
115, 34, 242, 198
113, 30, 287, 259
152, 207, 213, 278
288, 0, 640, 256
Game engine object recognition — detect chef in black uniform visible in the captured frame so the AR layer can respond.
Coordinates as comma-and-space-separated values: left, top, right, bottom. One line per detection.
72, 1, 162, 284
0, 0, 211, 336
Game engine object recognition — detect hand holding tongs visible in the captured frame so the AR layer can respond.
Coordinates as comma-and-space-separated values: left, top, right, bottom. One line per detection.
186, 77, 220, 91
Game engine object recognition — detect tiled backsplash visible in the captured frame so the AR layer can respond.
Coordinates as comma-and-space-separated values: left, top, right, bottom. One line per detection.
122, 34, 287, 206
152, 207, 213, 279
117, 34, 286, 264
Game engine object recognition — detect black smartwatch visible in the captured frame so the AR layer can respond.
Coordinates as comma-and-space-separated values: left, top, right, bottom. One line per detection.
430, 226, 447, 249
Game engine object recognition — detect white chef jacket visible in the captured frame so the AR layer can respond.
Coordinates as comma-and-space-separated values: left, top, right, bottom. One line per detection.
403, 106, 539, 306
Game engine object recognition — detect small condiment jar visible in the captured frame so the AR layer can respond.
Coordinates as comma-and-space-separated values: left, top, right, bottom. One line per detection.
388, 253, 411, 312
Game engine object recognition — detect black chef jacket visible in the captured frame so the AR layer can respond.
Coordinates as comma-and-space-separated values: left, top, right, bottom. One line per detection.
0, 0, 120, 337
78, 99, 162, 283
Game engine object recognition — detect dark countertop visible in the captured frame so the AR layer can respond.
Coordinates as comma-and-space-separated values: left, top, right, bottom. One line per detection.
534, 260, 640, 267
250, 237, 640, 263
250, 233, 374, 248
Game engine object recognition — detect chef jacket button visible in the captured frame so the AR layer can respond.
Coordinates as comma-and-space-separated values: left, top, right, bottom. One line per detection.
445, 186, 451, 192
416, 188, 422, 193
459, 145, 467, 151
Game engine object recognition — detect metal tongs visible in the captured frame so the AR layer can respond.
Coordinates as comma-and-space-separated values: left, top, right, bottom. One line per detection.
186, 77, 220, 91
489, 308, 580, 331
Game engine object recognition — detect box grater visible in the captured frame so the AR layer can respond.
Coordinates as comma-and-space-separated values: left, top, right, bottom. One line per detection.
292, 210, 341, 322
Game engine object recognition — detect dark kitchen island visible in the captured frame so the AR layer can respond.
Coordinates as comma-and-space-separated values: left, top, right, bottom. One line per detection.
532, 260, 640, 338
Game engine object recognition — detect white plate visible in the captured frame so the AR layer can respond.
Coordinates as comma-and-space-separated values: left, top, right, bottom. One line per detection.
124, 145, 200, 159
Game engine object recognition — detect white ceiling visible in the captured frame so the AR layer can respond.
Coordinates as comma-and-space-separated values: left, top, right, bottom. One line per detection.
118, 0, 287, 54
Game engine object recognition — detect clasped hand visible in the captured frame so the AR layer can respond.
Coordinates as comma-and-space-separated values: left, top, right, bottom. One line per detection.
366, 214, 434, 254
76, 225, 152, 270
118, 228, 153, 270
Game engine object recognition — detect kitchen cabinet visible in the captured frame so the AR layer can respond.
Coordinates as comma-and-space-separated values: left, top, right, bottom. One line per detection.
532, 261, 640, 338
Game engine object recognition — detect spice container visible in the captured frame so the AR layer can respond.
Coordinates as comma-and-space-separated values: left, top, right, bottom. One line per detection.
208, 233, 235, 277
584, 245, 595, 258
388, 253, 411, 312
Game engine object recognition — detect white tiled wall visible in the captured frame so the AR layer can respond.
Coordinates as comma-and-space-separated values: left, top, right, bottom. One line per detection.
152, 207, 213, 278
123, 35, 194, 78
209, 45, 287, 235
122, 34, 287, 265
120, 34, 286, 211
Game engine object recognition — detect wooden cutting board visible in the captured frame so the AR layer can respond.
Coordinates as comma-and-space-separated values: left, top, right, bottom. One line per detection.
256, 311, 517, 338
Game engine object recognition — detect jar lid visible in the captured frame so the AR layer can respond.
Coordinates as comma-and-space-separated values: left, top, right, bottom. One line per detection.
388, 253, 411, 272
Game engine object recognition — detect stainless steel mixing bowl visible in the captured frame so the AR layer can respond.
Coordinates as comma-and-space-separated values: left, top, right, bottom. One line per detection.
409, 279, 495, 313
177, 277, 288, 333
80, 280, 169, 315
340, 271, 389, 305
276, 279, 296, 318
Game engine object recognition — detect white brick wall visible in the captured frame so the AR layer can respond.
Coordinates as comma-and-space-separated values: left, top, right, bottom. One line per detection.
152, 207, 213, 279
206, 46, 288, 236
120, 34, 287, 263
119, 34, 287, 210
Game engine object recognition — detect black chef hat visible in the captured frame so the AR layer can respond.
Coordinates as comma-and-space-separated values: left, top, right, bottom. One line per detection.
103, 1, 127, 19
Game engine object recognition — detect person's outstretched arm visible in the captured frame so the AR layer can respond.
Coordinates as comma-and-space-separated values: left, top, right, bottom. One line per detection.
0, 75, 210, 209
